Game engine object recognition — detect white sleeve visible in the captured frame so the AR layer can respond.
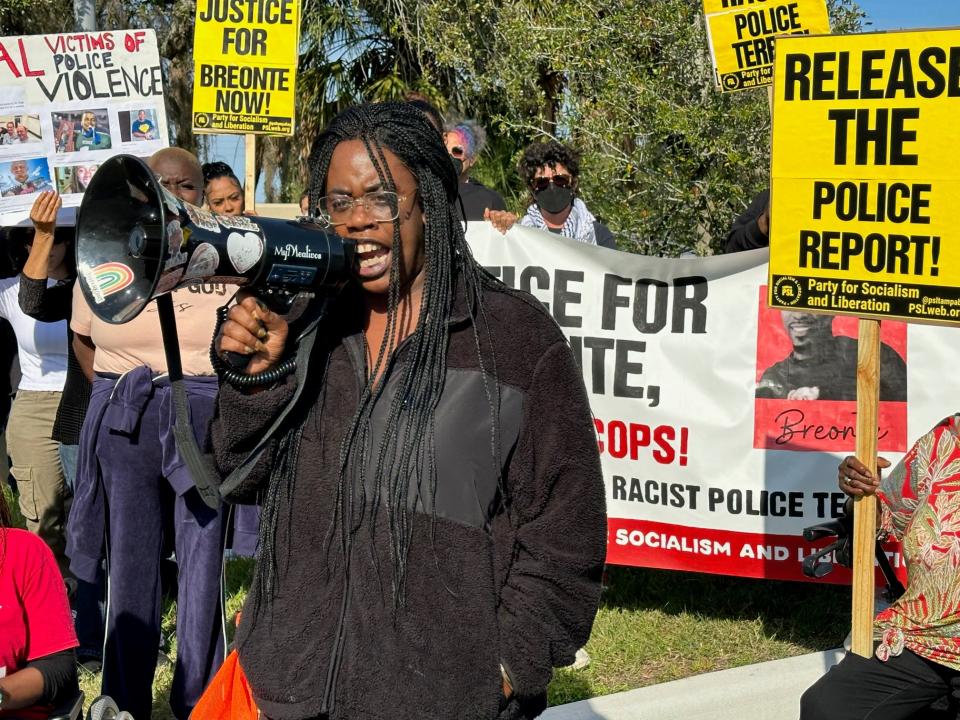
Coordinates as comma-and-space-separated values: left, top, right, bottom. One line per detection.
0, 277, 17, 320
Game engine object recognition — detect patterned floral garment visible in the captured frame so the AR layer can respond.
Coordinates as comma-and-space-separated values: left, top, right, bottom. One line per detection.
875, 413, 960, 670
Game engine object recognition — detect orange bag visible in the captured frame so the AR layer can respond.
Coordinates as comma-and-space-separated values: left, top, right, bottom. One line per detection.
191, 649, 259, 719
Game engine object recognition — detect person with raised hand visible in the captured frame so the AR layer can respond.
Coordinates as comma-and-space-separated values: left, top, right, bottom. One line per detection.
18, 190, 103, 671
0, 191, 71, 575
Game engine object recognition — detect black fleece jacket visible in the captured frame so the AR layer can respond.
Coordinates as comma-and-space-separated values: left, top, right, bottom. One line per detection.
211, 278, 607, 720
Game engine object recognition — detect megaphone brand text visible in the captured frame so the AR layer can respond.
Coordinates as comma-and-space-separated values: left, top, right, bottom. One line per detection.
274, 243, 324, 261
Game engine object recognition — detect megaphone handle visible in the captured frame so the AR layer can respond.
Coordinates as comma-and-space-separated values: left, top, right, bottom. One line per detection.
221, 350, 252, 372
210, 303, 298, 389
217, 291, 296, 371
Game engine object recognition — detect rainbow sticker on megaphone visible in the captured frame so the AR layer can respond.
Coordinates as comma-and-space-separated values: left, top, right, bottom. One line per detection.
91, 262, 135, 301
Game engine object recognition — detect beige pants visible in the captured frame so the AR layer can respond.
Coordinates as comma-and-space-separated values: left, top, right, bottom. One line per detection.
6, 390, 70, 576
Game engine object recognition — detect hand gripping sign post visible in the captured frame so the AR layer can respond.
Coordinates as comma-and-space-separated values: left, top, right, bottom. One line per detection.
191, 0, 302, 211
702, 0, 830, 92
769, 28, 960, 657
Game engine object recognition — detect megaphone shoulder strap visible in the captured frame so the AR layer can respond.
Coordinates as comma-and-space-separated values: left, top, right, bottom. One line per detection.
217, 296, 331, 502
157, 292, 222, 510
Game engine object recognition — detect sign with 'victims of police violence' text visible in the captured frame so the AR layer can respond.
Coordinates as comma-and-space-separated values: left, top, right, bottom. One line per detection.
769, 29, 960, 326
192, 0, 301, 135
703, 0, 830, 92
0, 30, 167, 217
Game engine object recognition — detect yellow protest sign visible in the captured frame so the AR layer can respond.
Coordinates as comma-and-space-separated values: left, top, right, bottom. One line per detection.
768, 29, 960, 325
191, 0, 301, 135
703, 0, 830, 92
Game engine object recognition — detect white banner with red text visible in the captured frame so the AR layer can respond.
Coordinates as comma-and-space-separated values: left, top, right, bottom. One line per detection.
466, 222, 955, 583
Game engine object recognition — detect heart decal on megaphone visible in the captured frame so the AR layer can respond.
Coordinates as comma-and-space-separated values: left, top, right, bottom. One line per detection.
227, 231, 264, 274
75, 154, 356, 324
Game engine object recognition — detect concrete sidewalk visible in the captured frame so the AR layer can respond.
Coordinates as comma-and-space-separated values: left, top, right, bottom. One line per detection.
543, 649, 844, 720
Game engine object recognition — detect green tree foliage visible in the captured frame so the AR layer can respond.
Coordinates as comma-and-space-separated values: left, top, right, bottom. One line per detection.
0, 0, 864, 252
415, 0, 865, 255
283, 0, 862, 254
0, 0, 71, 35
259, 0, 455, 201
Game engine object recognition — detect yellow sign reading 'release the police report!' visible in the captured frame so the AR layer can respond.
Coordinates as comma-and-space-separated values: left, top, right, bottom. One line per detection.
769, 29, 960, 325
703, 0, 830, 92
192, 0, 301, 135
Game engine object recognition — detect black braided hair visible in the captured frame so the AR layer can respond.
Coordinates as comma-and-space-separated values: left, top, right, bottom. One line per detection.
253, 102, 506, 610
201, 160, 242, 192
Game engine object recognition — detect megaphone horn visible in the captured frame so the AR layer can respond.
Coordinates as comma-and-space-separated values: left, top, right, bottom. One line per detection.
76, 153, 355, 324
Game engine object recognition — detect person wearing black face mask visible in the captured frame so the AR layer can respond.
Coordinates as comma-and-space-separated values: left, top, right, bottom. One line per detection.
444, 119, 507, 222
485, 140, 616, 249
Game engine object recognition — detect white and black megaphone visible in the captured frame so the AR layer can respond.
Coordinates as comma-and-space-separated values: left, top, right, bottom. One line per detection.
76, 153, 355, 324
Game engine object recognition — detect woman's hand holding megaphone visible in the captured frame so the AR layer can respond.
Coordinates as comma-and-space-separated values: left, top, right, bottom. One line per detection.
216, 293, 289, 375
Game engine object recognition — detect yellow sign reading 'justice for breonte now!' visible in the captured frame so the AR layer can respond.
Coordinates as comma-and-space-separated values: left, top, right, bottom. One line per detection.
769, 29, 960, 326
703, 0, 830, 92
191, 0, 301, 135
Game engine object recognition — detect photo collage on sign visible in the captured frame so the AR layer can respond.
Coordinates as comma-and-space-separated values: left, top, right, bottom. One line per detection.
0, 30, 167, 216
0, 102, 166, 206
0, 114, 51, 197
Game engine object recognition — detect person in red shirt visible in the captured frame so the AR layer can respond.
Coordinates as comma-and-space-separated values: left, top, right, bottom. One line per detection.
0, 490, 78, 718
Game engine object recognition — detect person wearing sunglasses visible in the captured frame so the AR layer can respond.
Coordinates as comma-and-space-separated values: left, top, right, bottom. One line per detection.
486, 140, 616, 249
444, 119, 506, 222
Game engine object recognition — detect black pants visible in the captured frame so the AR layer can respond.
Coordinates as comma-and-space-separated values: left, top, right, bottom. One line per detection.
801, 649, 960, 720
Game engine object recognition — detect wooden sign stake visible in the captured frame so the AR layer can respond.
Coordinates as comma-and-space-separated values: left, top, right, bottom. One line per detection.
851, 318, 880, 658
245, 133, 256, 214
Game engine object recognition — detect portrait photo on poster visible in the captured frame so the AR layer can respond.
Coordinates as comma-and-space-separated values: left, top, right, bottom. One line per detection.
0, 157, 53, 197
0, 114, 42, 149
119, 107, 159, 142
52, 109, 113, 153
54, 163, 100, 195
752, 286, 908, 452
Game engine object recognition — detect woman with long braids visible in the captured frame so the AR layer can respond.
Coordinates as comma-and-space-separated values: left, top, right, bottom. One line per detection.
208, 101, 607, 719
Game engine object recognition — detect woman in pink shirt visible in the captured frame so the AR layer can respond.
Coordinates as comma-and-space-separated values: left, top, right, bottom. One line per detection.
0, 490, 79, 718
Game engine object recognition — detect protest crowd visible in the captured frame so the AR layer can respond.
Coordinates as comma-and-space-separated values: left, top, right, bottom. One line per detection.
0, 5, 959, 720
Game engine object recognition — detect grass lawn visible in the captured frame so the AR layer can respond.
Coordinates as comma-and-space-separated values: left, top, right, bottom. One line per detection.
3, 486, 850, 717
77, 563, 849, 718
547, 566, 848, 705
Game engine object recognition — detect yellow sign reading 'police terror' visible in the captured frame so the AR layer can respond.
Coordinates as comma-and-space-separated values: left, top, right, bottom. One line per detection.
703, 0, 830, 93
769, 29, 960, 325
191, 0, 300, 135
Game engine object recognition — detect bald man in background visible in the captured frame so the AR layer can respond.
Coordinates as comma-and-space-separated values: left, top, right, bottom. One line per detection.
68, 147, 230, 719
